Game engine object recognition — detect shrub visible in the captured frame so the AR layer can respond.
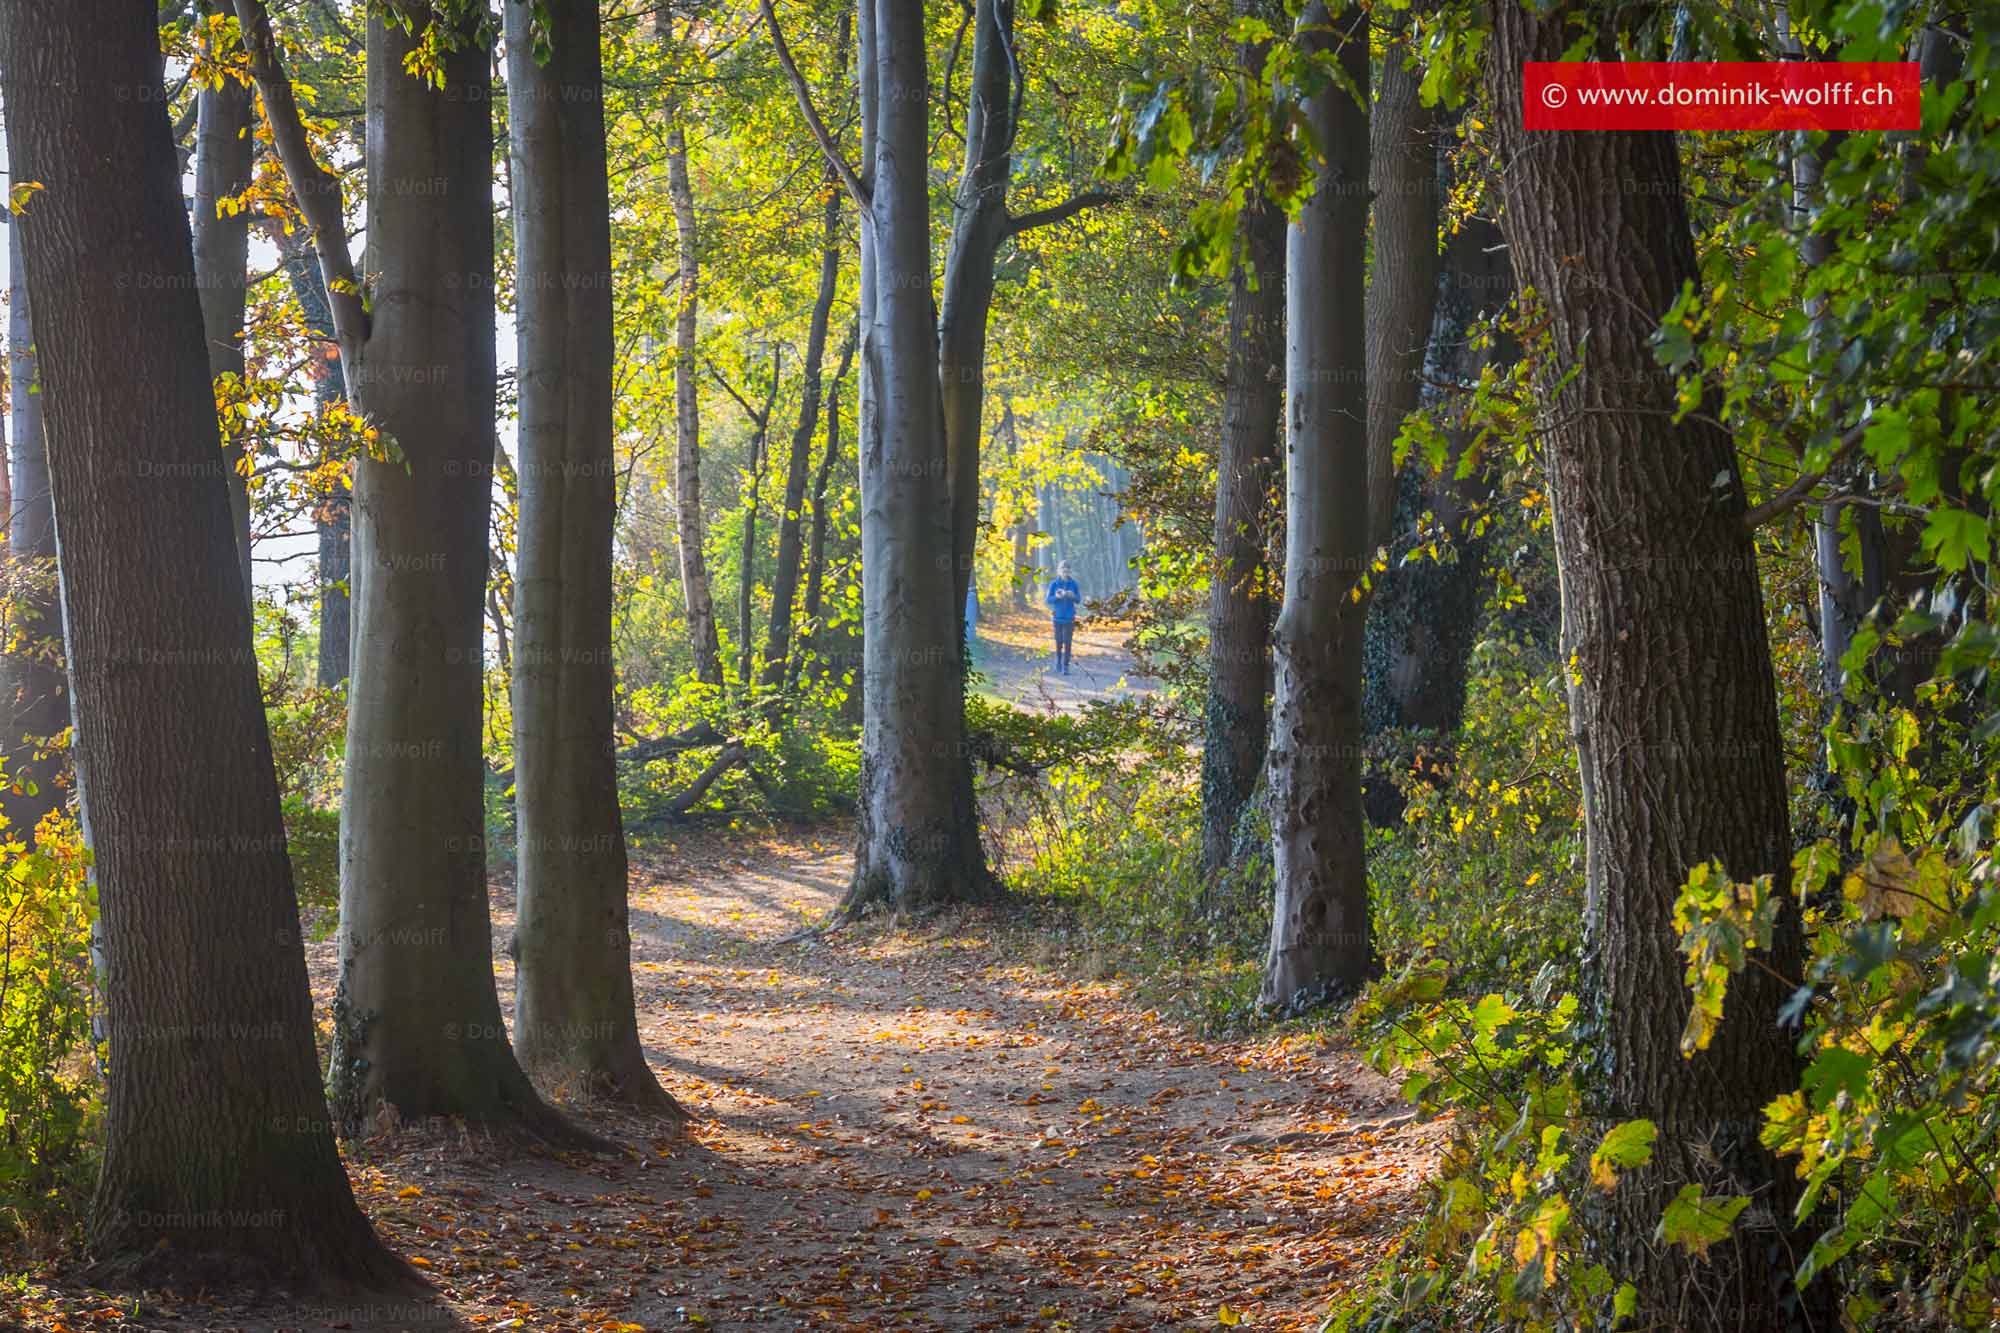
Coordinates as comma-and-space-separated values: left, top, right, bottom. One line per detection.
0, 809, 99, 1241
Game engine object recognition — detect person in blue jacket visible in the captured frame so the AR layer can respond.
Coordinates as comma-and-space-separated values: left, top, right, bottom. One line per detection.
1045, 560, 1081, 675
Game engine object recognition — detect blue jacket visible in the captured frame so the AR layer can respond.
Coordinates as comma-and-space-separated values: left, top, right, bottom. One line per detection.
1046, 576, 1081, 625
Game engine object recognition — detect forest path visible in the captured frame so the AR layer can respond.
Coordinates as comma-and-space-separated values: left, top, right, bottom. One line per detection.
970, 608, 1154, 716
16, 831, 1431, 1333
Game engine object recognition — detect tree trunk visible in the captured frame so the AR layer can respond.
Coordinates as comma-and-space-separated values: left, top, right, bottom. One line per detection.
666, 124, 724, 686
277, 231, 354, 687
327, 5, 572, 1140
1361, 206, 1511, 822
1363, 51, 1441, 553
1262, 1, 1374, 1010
843, 0, 993, 916
763, 165, 843, 689
0, 0, 411, 1289
798, 322, 856, 691
506, 0, 680, 1118
0, 328, 9, 555
1197, 61, 1285, 877
723, 354, 780, 687
192, 16, 254, 600
938, 0, 1015, 622
0, 220, 69, 835
1001, 401, 1031, 609
1487, 5, 1810, 1324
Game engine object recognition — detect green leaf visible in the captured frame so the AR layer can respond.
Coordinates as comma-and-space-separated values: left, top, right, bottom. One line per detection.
1655, 1184, 1751, 1259
1921, 508, 1989, 573
1589, 1119, 1657, 1191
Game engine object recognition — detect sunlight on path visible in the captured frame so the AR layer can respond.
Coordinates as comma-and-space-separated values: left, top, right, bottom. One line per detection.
16, 832, 1429, 1333
971, 609, 1154, 717
610, 833, 1431, 1331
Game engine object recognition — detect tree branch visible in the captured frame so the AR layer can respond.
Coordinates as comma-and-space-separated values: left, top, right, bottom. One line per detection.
758, 0, 870, 210
233, 0, 367, 361
1005, 190, 1115, 238
1741, 425, 1864, 531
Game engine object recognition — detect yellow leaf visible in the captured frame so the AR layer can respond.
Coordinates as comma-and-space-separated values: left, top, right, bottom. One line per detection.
397, 1185, 423, 1198
1218, 1304, 1244, 1326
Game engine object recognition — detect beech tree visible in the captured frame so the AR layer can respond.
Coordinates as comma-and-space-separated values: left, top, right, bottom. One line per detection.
764, 0, 994, 913
0, 222, 68, 836
936, 0, 1109, 620
1262, 0, 1374, 1008
506, 0, 680, 1116
1486, 3, 1811, 1320
0, 0, 408, 1287
238, 0, 571, 1136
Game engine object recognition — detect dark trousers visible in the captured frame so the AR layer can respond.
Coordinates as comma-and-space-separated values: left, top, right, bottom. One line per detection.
1052, 620, 1074, 671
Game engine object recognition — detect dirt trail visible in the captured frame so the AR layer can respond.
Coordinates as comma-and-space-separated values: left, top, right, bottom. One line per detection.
971, 608, 1153, 715
15, 832, 1432, 1333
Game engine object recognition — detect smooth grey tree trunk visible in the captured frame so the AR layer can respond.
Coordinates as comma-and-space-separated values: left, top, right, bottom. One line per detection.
192, 21, 254, 600
322, 5, 573, 1139
506, 0, 681, 1118
938, 0, 1015, 623
1262, 1, 1374, 1010
0, 220, 69, 836
1487, 3, 1812, 1322
0, 0, 413, 1289
843, 0, 993, 915
666, 124, 724, 686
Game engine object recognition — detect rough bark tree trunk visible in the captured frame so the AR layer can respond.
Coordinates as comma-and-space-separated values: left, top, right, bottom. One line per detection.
192, 14, 254, 599
1196, 7, 1286, 877
1488, 5, 1811, 1323
666, 124, 724, 686
1262, 0, 1374, 1009
314, 4, 572, 1139
0, 220, 69, 835
1361, 207, 1511, 823
0, 0, 412, 1288
763, 165, 843, 690
506, 0, 680, 1117
842, 0, 994, 916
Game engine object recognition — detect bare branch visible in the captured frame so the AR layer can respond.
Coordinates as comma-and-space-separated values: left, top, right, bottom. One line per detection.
1741, 425, 1864, 531
233, 0, 367, 363
1004, 190, 1115, 238
758, 0, 870, 209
